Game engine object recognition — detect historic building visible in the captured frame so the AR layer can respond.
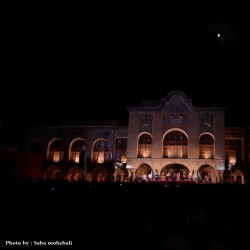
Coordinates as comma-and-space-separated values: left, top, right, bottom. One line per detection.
23, 90, 249, 183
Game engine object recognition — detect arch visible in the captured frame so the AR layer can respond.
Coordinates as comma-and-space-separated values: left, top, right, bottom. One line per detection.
235, 174, 243, 184
135, 163, 153, 182
163, 128, 189, 139
161, 164, 190, 180
113, 167, 128, 182
47, 138, 65, 162
44, 166, 63, 180
66, 166, 84, 182
92, 139, 110, 163
137, 133, 152, 158
199, 132, 215, 141
163, 129, 188, 158
166, 90, 187, 101
90, 167, 108, 182
197, 164, 215, 183
137, 131, 152, 138
68, 138, 87, 163
223, 168, 245, 184
199, 133, 215, 159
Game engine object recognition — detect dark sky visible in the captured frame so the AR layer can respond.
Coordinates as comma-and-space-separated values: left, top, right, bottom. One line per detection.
1, 3, 250, 134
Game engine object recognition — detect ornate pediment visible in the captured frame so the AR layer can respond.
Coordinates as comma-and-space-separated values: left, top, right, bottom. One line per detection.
169, 113, 183, 124
163, 91, 193, 113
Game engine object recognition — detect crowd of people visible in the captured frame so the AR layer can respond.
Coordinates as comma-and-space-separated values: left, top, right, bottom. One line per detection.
135, 170, 212, 184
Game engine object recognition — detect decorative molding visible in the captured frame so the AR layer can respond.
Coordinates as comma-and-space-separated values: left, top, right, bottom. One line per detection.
139, 113, 153, 133
169, 113, 183, 124
163, 113, 188, 132
163, 93, 193, 113
199, 113, 214, 133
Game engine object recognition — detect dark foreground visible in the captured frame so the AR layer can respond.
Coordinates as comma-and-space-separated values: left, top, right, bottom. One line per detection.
1, 180, 250, 250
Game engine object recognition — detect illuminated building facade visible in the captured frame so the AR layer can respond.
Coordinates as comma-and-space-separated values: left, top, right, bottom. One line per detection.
24, 90, 248, 183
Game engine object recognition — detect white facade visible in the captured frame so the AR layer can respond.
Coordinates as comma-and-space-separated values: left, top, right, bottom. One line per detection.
126, 90, 225, 183
25, 90, 248, 183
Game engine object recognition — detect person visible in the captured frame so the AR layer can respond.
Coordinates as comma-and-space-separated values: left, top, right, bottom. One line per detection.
176, 172, 180, 181
172, 172, 177, 181
165, 173, 171, 180
203, 174, 209, 183
155, 170, 159, 180
161, 172, 165, 180
148, 173, 152, 180
182, 172, 186, 180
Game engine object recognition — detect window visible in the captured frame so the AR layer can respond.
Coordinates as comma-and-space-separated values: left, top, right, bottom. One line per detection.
225, 139, 242, 165
53, 152, 61, 162
48, 139, 65, 162
199, 134, 214, 159
93, 140, 110, 163
71, 151, 80, 163
70, 139, 86, 163
138, 134, 152, 158
163, 131, 188, 158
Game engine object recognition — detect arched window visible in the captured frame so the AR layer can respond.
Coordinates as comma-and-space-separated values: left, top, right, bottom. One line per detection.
138, 134, 152, 158
48, 139, 65, 162
163, 131, 188, 158
225, 139, 242, 165
70, 139, 86, 163
199, 134, 214, 159
93, 139, 110, 163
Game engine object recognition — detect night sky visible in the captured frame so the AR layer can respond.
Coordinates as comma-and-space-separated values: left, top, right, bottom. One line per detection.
1, 3, 250, 147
